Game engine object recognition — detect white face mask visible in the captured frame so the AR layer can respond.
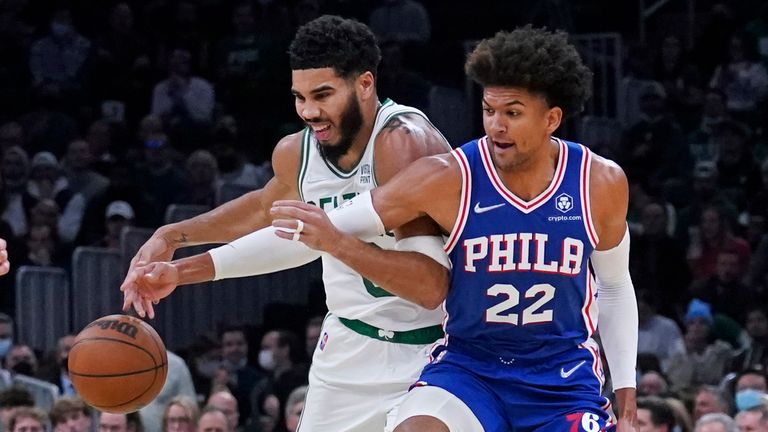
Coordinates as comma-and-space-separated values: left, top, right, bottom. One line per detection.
258, 349, 275, 371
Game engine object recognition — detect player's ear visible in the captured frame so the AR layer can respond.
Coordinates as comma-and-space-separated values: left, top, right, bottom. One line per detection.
545, 106, 563, 135
357, 71, 375, 101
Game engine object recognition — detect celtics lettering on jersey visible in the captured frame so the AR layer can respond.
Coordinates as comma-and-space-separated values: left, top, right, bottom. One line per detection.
296, 99, 446, 331
307, 192, 395, 298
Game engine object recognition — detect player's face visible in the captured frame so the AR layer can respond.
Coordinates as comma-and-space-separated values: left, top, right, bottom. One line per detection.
481, 86, 562, 172
292, 68, 365, 163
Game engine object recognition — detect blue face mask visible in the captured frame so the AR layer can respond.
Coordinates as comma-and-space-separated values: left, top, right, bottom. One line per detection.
0, 339, 11, 358
735, 389, 766, 411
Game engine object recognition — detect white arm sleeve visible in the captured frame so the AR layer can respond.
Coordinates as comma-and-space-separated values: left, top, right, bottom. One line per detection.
210, 191, 387, 280
209, 226, 320, 280
590, 227, 638, 390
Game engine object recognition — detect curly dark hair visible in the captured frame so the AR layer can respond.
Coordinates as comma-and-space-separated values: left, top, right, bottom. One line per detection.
465, 25, 593, 118
289, 15, 381, 79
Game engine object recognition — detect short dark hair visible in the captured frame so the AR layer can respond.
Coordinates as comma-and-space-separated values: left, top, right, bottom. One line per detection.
0, 387, 34, 409
638, 396, 676, 429
289, 15, 381, 79
465, 25, 593, 118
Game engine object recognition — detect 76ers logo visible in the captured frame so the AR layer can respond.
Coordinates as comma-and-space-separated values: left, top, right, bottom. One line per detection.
556, 193, 573, 213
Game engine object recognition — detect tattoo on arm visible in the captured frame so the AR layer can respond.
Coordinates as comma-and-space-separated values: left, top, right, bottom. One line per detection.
172, 232, 189, 245
383, 117, 411, 134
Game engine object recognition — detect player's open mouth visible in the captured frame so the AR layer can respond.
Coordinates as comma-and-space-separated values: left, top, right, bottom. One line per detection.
493, 139, 515, 149
311, 124, 332, 141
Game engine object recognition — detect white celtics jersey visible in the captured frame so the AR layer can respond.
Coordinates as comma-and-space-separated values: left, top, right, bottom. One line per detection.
298, 100, 445, 331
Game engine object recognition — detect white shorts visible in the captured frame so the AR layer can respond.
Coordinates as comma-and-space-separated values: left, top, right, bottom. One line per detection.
296, 314, 436, 432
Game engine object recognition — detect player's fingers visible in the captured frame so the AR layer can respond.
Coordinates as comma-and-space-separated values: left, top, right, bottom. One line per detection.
270, 205, 313, 221
145, 300, 155, 319
272, 200, 315, 211
119, 269, 138, 292
273, 229, 293, 241
132, 294, 146, 318
0, 261, 9, 276
0, 238, 7, 249
122, 290, 133, 312
0, 249, 8, 261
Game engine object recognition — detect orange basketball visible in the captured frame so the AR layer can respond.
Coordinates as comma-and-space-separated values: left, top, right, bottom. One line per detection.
68, 314, 168, 413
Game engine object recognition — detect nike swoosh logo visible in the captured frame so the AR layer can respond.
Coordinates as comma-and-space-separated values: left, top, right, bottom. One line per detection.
474, 202, 505, 214
560, 360, 586, 379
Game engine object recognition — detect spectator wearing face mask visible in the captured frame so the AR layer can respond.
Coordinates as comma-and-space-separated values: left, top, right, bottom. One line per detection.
37, 335, 75, 395
212, 327, 264, 429
257, 330, 307, 403
733, 369, 768, 413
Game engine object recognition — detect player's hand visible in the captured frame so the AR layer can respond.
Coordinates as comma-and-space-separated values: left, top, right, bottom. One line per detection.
120, 233, 176, 314
0, 238, 10, 276
270, 200, 344, 254
121, 262, 180, 319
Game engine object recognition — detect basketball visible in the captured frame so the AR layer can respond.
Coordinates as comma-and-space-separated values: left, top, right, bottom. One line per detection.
68, 314, 168, 413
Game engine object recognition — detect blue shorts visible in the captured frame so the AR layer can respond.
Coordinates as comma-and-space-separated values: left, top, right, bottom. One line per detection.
416, 343, 615, 432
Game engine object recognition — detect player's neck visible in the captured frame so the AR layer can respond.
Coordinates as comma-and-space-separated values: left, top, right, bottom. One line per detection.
332, 98, 381, 172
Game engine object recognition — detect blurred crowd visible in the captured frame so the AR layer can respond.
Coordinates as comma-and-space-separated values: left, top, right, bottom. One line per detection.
0, 0, 767, 431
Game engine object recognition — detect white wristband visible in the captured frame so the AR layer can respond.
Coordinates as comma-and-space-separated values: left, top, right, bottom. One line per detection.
328, 191, 386, 240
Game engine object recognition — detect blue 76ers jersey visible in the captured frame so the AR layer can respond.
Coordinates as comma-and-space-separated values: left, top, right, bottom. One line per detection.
442, 137, 599, 361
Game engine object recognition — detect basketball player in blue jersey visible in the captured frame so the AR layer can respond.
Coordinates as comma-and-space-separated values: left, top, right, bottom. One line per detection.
264, 26, 639, 431
121, 15, 454, 432
128, 26, 638, 431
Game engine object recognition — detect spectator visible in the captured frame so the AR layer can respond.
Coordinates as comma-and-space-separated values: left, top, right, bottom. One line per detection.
630, 201, 691, 316
639, 371, 670, 397
50, 396, 92, 432
377, 41, 430, 111
735, 406, 768, 432
136, 134, 190, 224
179, 151, 220, 207
687, 205, 750, 282
139, 351, 196, 432
63, 139, 110, 205
162, 396, 198, 432
713, 121, 762, 208
620, 81, 689, 190
257, 330, 308, 407
85, 120, 118, 177
688, 89, 729, 164
27, 152, 85, 245
709, 32, 768, 123
732, 308, 768, 372
695, 413, 737, 432
1, 146, 31, 238
0, 388, 34, 430
38, 335, 76, 395
8, 407, 48, 432
99, 411, 143, 432
368, 0, 430, 43
151, 48, 215, 126
734, 369, 768, 412
5, 345, 37, 377
283, 386, 306, 432
205, 392, 238, 432
690, 250, 752, 322
693, 386, 730, 422
666, 397, 695, 432
304, 316, 323, 360
667, 300, 734, 393
210, 117, 271, 190
28, 8, 91, 93
95, 201, 135, 250
0, 314, 15, 359
637, 291, 686, 372
637, 396, 677, 432
195, 408, 228, 432
213, 327, 264, 429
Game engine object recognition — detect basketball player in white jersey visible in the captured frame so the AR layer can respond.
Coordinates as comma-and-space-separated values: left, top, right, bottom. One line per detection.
121, 15, 451, 432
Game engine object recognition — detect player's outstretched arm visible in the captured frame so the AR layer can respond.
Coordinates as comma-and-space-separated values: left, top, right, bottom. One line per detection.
121, 134, 302, 317
588, 155, 638, 430
272, 155, 459, 309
